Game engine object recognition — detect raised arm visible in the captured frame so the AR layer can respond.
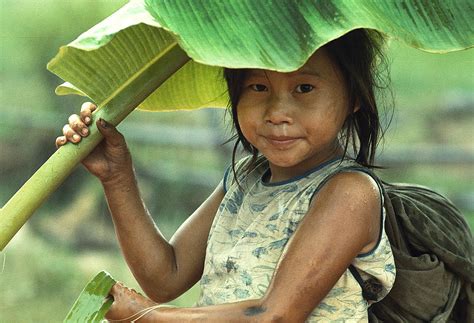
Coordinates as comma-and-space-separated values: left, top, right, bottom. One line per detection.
107, 171, 381, 322
103, 173, 224, 302
57, 102, 224, 302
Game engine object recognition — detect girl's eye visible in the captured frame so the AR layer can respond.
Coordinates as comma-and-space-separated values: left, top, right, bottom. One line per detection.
250, 84, 268, 92
295, 84, 314, 93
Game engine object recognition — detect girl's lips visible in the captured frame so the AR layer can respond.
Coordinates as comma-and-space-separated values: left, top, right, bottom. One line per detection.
264, 135, 301, 147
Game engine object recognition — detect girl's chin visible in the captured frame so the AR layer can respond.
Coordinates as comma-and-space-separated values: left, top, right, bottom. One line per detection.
267, 154, 327, 174
267, 158, 303, 170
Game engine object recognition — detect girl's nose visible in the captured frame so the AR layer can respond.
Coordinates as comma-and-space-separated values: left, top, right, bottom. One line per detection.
264, 96, 293, 125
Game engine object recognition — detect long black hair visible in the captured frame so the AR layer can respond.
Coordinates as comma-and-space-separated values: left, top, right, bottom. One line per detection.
224, 29, 392, 177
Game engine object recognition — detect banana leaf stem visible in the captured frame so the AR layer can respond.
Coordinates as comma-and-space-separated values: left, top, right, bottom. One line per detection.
0, 44, 190, 250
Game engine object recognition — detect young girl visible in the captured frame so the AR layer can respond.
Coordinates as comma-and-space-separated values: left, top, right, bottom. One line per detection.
56, 29, 396, 322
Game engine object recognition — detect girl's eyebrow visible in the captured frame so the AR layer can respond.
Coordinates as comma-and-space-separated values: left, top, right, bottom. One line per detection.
246, 70, 266, 77
246, 69, 322, 79
293, 68, 322, 78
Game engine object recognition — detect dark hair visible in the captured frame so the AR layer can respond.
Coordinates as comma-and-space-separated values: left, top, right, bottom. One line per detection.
224, 29, 392, 177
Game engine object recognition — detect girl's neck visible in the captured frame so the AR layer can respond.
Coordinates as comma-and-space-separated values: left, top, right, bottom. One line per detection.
267, 146, 344, 183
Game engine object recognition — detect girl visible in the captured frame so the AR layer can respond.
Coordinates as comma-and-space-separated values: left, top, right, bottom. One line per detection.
56, 29, 396, 322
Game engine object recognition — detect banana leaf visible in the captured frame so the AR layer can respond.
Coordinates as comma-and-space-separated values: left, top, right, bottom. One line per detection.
0, 0, 473, 250
64, 271, 116, 322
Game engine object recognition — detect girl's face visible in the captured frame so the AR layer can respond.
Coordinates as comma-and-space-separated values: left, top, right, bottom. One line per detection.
237, 47, 353, 182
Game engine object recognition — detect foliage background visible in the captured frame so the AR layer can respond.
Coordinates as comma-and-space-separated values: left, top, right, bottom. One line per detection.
0, 1, 472, 321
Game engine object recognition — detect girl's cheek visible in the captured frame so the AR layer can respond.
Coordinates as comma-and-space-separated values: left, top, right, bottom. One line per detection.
237, 94, 252, 107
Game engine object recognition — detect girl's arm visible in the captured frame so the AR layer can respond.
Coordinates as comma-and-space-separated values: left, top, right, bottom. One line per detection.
103, 173, 224, 302
107, 171, 381, 322
57, 103, 224, 303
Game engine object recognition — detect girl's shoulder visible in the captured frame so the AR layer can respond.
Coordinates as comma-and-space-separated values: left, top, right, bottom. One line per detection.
311, 159, 382, 195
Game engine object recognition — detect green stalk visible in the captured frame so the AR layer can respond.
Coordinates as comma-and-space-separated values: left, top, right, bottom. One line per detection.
0, 44, 190, 250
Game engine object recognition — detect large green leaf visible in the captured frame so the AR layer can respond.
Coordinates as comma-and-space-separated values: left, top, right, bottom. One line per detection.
50, 0, 473, 111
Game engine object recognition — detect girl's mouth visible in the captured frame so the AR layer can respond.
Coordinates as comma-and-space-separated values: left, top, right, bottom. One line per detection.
264, 135, 300, 148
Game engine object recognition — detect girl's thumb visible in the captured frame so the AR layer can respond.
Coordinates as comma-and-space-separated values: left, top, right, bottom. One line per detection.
97, 118, 124, 146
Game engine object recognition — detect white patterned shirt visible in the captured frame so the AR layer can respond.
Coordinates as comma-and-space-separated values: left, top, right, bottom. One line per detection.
197, 157, 396, 322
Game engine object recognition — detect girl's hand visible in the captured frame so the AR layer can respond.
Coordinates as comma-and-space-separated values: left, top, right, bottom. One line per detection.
55, 102, 133, 184
106, 282, 159, 322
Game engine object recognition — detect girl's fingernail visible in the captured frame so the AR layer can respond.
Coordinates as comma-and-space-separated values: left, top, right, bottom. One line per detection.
73, 134, 81, 141
99, 118, 108, 128
85, 117, 91, 124
82, 128, 89, 135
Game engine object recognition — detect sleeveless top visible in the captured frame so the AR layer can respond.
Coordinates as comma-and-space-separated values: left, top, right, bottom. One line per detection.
196, 157, 396, 322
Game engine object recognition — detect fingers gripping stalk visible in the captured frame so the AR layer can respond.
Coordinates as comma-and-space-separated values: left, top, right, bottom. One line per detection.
56, 102, 133, 184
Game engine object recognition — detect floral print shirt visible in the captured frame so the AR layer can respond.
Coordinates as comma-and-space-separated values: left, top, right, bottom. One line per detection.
197, 157, 396, 322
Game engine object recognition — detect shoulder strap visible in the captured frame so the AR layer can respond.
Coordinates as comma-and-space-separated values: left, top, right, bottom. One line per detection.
348, 265, 383, 302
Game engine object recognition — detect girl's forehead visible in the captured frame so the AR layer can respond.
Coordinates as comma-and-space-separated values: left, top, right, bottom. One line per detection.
248, 49, 335, 79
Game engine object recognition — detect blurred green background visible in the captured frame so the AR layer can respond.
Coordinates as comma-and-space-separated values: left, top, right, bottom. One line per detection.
0, 1, 473, 321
